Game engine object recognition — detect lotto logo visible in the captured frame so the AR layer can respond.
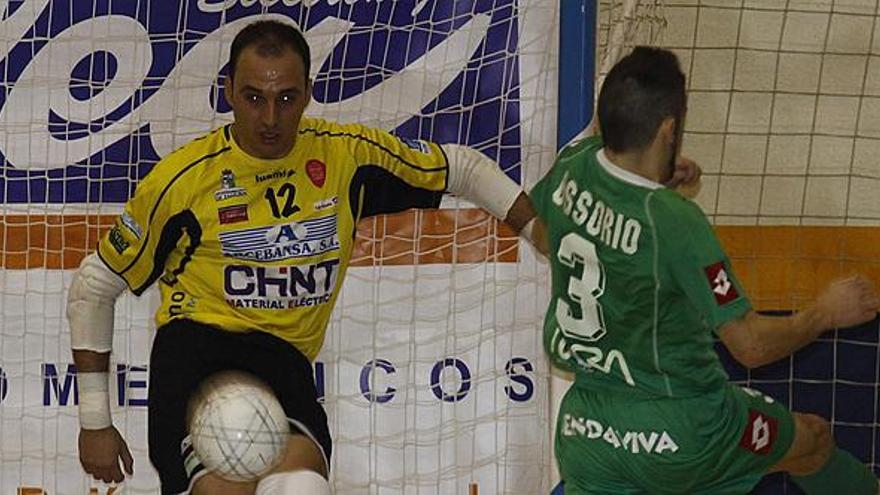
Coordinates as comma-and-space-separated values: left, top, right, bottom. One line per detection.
739, 409, 778, 455
703, 261, 738, 305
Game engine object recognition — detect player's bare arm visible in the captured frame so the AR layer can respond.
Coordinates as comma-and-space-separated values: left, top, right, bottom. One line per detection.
718, 275, 880, 368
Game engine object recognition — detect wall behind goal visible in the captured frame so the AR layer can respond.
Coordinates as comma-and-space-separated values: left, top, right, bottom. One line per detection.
0, 1, 561, 493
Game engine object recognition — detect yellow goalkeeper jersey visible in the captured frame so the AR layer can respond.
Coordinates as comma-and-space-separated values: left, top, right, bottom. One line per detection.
98, 117, 448, 360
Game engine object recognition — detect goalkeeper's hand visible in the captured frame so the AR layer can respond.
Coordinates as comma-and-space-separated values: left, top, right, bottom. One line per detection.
666, 156, 702, 198
79, 426, 134, 484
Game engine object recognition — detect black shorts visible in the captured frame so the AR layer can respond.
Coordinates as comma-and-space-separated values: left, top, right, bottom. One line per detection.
148, 319, 331, 494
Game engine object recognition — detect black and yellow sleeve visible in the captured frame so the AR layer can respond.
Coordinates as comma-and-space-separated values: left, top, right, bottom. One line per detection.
344, 124, 448, 218
97, 160, 195, 295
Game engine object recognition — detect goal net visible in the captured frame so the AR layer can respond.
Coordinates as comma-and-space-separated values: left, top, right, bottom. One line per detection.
595, 1, 880, 493
0, 1, 564, 494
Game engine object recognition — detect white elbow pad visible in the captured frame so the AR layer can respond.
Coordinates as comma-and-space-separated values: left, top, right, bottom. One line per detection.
441, 143, 523, 220
67, 253, 127, 352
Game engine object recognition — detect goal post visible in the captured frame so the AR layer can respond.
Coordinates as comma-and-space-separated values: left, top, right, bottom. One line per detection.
557, 0, 597, 148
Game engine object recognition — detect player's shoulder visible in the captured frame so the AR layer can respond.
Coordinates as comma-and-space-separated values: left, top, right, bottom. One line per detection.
298, 116, 371, 141
540, 135, 603, 185
144, 126, 232, 187
649, 188, 703, 215
647, 188, 712, 236
557, 135, 603, 162
298, 116, 424, 157
138, 126, 231, 197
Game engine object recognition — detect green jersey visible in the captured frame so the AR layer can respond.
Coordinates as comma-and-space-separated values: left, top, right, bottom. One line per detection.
531, 136, 751, 398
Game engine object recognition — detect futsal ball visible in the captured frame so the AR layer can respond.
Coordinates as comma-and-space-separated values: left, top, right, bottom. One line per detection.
187, 370, 290, 481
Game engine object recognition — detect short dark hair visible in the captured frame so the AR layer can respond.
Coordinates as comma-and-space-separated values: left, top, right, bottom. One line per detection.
228, 20, 311, 84
597, 46, 686, 153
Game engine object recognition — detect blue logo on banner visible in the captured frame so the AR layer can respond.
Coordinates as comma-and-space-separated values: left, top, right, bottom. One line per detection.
0, 0, 521, 204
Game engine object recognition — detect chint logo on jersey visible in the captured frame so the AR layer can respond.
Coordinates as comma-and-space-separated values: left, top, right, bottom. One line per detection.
704, 261, 738, 305
219, 215, 339, 261
224, 260, 340, 309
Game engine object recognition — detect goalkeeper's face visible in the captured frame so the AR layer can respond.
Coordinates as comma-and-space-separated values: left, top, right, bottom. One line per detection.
225, 46, 312, 159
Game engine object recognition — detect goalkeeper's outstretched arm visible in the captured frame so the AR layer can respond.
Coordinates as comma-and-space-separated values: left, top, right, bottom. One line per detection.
441, 143, 547, 255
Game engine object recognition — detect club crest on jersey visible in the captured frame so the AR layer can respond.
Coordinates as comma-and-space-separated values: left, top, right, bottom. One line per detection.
306, 160, 326, 187
739, 409, 778, 455
218, 215, 339, 262
704, 261, 738, 305
214, 169, 247, 201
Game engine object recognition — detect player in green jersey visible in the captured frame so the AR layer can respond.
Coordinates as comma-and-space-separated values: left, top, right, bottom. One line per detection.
531, 46, 880, 494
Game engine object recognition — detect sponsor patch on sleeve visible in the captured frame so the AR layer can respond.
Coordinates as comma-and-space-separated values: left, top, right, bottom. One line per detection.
704, 261, 738, 305
739, 409, 778, 455
120, 211, 142, 239
108, 226, 130, 254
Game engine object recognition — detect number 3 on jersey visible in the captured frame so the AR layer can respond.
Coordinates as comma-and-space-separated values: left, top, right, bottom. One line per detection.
555, 232, 607, 342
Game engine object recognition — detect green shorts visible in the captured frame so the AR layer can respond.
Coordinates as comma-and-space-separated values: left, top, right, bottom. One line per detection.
555, 383, 795, 495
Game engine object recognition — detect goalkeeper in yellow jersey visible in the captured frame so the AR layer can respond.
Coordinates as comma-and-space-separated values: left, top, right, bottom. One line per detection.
66, 20, 541, 495
530, 46, 880, 494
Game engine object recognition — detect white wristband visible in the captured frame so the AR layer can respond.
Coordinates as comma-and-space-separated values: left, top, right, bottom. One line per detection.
78, 372, 112, 430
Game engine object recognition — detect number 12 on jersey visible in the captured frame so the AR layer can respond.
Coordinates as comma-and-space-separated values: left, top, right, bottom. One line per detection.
555, 232, 607, 342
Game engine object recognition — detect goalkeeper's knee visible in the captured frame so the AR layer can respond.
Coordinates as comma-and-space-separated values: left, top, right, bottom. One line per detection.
256, 470, 330, 495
